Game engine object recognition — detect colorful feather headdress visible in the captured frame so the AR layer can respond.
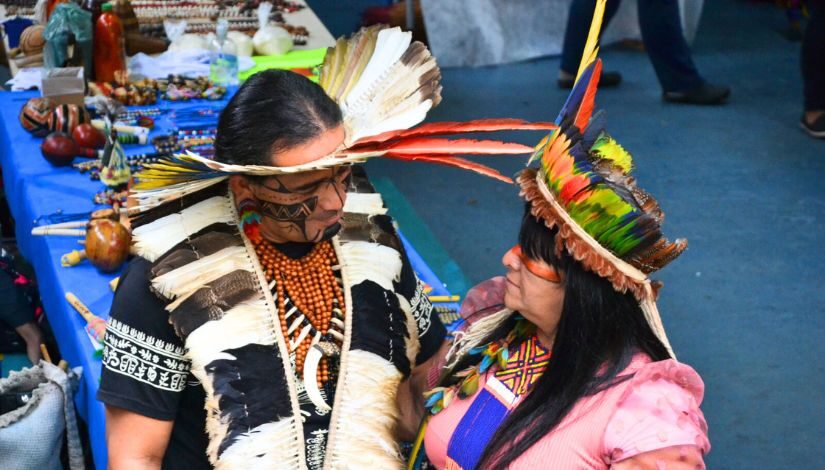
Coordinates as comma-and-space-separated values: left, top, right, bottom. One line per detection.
132, 25, 556, 210
518, 0, 685, 355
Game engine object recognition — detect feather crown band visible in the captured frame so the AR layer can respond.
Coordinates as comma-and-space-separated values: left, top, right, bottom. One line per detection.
521, 0, 686, 281
134, 25, 557, 197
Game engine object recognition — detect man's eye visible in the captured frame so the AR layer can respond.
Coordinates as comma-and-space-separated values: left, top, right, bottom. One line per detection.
294, 183, 321, 193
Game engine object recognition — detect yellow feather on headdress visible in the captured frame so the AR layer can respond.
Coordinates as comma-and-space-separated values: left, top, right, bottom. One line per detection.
576, 0, 606, 82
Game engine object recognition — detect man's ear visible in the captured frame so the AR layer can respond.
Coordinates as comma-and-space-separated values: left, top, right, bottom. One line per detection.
228, 175, 255, 203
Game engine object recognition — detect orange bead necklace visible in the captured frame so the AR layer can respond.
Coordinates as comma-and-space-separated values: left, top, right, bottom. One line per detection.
253, 238, 345, 387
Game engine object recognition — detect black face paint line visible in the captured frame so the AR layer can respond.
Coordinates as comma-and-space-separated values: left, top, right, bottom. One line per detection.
258, 195, 318, 240
260, 168, 348, 196
328, 176, 347, 208
259, 175, 292, 194
254, 167, 351, 241
320, 222, 342, 241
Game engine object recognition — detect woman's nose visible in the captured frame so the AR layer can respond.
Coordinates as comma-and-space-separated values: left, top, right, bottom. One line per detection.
502, 245, 521, 270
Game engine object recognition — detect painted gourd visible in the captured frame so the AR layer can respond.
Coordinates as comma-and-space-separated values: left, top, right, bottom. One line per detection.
85, 219, 131, 272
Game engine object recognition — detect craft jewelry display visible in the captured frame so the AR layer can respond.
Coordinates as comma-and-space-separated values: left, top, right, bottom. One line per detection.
150, 129, 217, 156
1, 1, 37, 19
131, 0, 308, 43
163, 76, 227, 101
75, 153, 162, 180
94, 188, 129, 206
88, 79, 160, 106
116, 108, 162, 127
89, 76, 226, 105
168, 105, 221, 121
151, 134, 180, 154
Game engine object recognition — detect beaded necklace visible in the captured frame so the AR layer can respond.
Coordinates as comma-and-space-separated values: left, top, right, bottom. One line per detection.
253, 239, 344, 386
240, 199, 345, 388
423, 316, 534, 414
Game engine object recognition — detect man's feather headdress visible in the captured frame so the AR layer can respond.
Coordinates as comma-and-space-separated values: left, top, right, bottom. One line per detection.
518, 0, 685, 355
133, 25, 556, 211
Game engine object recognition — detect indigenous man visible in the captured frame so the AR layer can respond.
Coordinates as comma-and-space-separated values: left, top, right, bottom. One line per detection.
98, 69, 445, 469
98, 26, 550, 469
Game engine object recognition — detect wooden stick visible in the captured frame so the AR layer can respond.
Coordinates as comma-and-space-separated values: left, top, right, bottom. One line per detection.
66, 292, 107, 343
40, 344, 53, 364
109, 277, 120, 292
31, 228, 86, 236
32, 221, 89, 235
65, 292, 96, 323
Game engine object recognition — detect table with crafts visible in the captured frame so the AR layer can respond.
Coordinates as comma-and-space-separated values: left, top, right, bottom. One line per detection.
0, 89, 460, 469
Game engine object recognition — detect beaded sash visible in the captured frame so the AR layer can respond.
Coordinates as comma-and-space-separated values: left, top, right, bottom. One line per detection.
445, 336, 551, 470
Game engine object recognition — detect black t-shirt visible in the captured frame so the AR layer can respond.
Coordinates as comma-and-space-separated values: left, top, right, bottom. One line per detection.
98, 243, 446, 469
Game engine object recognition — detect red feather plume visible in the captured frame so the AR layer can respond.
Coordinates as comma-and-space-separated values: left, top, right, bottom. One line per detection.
350, 119, 558, 147
384, 154, 513, 183
352, 137, 535, 156
574, 59, 602, 132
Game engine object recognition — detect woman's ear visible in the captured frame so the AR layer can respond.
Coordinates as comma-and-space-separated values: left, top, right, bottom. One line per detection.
229, 175, 255, 204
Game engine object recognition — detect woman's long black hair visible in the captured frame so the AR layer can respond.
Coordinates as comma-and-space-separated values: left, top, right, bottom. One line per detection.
442, 205, 671, 469
214, 69, 343, 166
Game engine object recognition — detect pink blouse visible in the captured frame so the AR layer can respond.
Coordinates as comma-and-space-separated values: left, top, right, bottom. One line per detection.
423, 278, 710, 469
424, 355, 710, 468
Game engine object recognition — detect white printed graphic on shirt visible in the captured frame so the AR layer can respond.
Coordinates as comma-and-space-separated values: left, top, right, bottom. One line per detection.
102, 318, 190, 392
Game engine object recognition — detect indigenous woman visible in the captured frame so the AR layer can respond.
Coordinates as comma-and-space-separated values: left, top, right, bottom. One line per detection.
416, 209, 709, 469
409, 1, 710, 468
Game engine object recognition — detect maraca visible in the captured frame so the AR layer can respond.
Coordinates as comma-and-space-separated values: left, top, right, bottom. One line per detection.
72, 123, 106, 149
19, 97, 56, 137
41, 132, 100, 166
84, 219, 131, 273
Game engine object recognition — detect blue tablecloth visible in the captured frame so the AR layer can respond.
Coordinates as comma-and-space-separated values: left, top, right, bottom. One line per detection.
0, 90, 457, 468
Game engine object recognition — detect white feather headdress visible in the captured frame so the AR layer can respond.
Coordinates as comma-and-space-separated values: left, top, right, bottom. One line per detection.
132, 26, 556, 210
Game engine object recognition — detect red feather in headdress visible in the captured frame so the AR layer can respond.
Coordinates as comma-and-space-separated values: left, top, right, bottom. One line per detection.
352, 137, 536, 156
384, 154, 513, 183
351, 119, 558, 147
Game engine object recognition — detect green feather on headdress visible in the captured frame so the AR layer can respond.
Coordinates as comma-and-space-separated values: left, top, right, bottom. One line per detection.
590, 132, 632, 174
527, 0, 686, 273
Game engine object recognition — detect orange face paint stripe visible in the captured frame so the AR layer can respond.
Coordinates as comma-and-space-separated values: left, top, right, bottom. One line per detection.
510, 245, 562, 283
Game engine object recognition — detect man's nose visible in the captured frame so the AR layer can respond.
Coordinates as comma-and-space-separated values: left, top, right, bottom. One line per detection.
317, 183, 346, 212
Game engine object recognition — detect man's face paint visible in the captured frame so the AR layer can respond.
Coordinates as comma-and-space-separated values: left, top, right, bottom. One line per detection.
251, 166, 352, 243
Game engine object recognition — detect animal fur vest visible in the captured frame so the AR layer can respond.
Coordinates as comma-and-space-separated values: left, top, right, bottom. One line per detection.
130, 179, 421, 469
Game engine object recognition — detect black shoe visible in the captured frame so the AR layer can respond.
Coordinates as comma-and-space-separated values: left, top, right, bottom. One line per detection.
558, 70, 622, 89
663, 82, 731, 105
800, 114, 825, 139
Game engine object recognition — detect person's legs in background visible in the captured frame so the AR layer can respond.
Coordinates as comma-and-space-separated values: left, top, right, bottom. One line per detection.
14, 322, 43, 365
801, 0, 825, 138
559, 0, 623, 88
638, 0, 730, 104
637, 0, 702, 92
560, 0, 730, 104
0, 268, 42, 365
